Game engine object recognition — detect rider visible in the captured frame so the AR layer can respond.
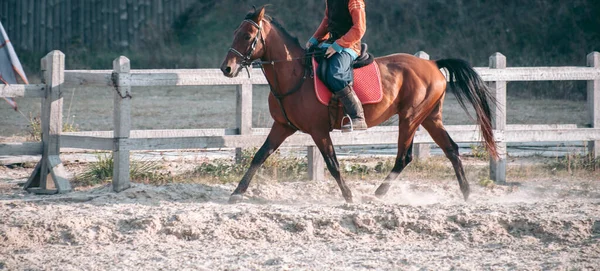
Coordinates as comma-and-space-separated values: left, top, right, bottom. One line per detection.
306, 0, 368, 131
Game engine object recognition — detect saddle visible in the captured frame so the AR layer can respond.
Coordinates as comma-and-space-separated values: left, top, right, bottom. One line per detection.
308, 43, 375, 83
306, 44, 382, 131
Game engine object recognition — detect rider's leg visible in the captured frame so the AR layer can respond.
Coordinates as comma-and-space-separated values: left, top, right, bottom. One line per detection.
326, 52, 367, 131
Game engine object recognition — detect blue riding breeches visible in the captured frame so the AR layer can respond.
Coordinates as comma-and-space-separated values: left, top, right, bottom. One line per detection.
324, 51, 354, 93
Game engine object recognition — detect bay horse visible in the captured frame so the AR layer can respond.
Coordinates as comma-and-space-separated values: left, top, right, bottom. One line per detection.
220, 6, 498, 204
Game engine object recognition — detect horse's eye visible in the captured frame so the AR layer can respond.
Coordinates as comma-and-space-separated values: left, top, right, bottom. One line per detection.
244, 34, 251, 41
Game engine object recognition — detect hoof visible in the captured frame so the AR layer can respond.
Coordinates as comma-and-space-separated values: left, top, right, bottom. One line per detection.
374, 183, 390, 197
462, 190, 470, 202
461, 185, 471, 202
361, 195, 382, 203
228, 194, 244, 204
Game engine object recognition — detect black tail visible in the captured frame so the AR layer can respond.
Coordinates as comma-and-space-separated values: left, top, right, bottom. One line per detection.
436, 59, 499, 159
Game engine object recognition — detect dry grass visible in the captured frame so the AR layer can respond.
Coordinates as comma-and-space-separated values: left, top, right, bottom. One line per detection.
72, 154, 172, 187
64, 150, 598, 189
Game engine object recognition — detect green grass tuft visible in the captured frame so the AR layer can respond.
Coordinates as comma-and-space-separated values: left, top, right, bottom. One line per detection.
478, 178, 495, 187
74, 154, 170, 187
469, 144, 489, 160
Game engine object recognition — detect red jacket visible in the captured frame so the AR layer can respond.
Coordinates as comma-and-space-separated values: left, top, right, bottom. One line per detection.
311, 0, 366, 56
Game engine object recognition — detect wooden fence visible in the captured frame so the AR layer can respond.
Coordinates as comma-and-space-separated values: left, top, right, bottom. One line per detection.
0, 0, 197, 52
1, 50, 599, 194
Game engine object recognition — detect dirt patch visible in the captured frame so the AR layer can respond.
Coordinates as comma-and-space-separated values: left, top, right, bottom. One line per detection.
1, 174, 599, 270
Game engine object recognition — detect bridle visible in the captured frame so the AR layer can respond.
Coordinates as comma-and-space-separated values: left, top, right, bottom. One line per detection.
228, 19, 265, 75
226, 18, 323, 131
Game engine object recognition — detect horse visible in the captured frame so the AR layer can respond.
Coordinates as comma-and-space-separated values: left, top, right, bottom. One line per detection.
220, 6, 498, 204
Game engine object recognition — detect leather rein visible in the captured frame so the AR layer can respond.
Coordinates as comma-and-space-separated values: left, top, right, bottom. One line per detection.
228, 19, 318, 131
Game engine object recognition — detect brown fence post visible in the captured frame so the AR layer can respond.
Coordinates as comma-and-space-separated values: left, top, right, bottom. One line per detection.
414, 51, 431, 160
24, 50, 72, 194
489, 52, 507, 183
588, 52, 600, 158
112, 56, 132, 192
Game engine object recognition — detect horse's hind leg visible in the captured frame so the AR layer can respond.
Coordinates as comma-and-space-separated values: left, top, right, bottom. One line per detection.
310, 131, 353, 203
229, 122, 296, 203
420, 113, 470, 201
374, 120, 417, 197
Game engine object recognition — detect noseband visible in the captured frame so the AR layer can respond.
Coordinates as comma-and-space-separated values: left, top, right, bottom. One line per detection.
228, 19, 264, 72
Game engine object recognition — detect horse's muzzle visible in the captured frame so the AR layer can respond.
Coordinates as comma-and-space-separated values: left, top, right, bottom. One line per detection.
221, 66, 233, 78
220, 62, 241, 78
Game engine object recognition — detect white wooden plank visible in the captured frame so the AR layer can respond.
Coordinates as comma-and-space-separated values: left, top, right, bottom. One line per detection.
64, 70, 112, 86
53, 125, 595, 155
63, 128, 239, 138
0, 84, 45, 98
61, 125, 575, 140
252, 124, 577, 135
116, 130, 506, 151
127, 73, 268, 86
62, 65, 600, 88
503, 124, 577, 130
124, 67, 600, 86
505, 128, 600, 142
129, 69, 251, 76
61, 135, 113, 150
110, 128, 600, 152
126, 67, 600, 82
0, 142, 43, 155
475, 66, 600, 81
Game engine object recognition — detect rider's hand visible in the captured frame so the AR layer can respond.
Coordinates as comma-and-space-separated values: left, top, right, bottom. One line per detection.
325, 46, 337, 58
305, 41, 313, 49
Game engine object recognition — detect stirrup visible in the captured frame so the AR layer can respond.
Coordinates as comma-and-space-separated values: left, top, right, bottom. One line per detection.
341, 114, 353, 133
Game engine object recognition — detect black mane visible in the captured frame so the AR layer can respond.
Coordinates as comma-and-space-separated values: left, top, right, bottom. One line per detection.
244, 10, 301, 47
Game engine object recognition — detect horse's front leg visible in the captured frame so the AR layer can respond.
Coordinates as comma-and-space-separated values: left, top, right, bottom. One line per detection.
311, 132, 353, 203
229, 122, 296, 203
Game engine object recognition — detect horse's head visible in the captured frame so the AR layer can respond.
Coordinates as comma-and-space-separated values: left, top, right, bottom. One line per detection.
220, 6, 267, 78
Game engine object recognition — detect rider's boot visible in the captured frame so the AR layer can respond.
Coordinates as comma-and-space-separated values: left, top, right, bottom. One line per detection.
336, 85, 368, 132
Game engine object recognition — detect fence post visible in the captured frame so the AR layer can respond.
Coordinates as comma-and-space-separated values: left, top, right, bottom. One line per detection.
236, 82, 253, 162
414, 51, 431, 160
308, 145, 325, 181
24, 50, 72, 194
489, 52, 507, 183
112, 56, 132, 192
587, 52, 600, 159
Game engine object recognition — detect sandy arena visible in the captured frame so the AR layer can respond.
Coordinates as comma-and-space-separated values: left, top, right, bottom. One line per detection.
1, 173, 599, 270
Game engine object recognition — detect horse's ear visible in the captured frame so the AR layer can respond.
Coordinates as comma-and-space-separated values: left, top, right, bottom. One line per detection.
252, 5, 267, 23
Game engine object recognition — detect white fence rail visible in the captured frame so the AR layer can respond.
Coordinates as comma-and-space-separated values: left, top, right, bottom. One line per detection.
1, 50, 599, 194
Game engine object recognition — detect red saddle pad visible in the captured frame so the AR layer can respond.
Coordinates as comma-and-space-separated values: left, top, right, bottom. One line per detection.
313, 59, 383, 106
